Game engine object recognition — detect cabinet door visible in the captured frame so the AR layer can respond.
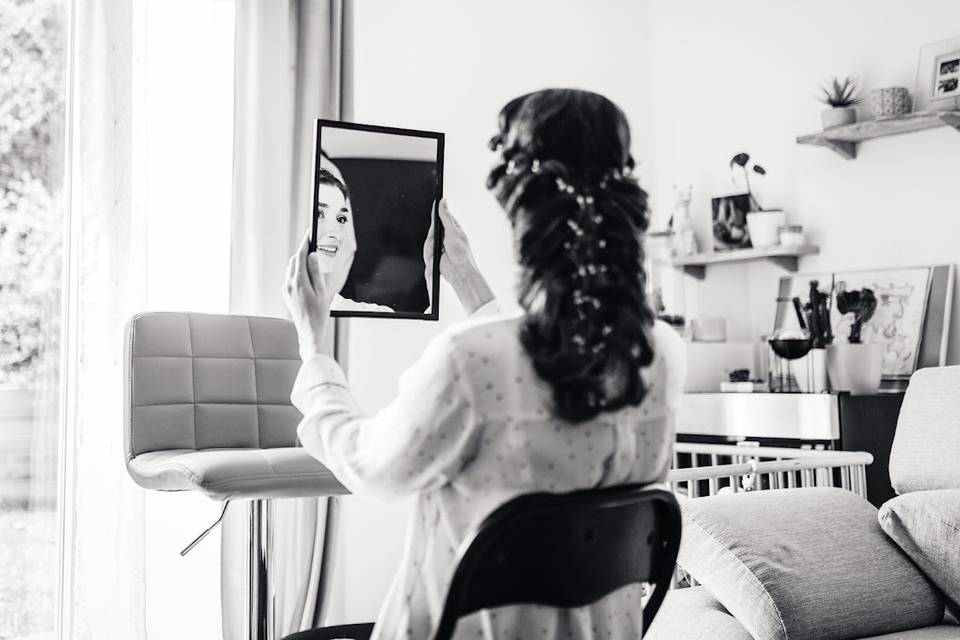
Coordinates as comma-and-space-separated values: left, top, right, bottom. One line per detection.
839, 393, 904, 508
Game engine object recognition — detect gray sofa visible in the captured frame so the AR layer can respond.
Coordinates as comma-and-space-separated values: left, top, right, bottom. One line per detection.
647, 366, 960, 640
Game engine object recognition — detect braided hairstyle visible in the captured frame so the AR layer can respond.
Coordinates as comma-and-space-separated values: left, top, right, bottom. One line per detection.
486, 89, 655, 424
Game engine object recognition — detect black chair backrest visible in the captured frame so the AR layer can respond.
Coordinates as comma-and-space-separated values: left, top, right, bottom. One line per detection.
433, 485, 681, 640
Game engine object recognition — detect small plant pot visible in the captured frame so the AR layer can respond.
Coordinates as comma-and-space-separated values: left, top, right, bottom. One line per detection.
746, 210, 786, 249
821, 107, 856, 129
870, 87, 911, 119
827, 343, 882, 394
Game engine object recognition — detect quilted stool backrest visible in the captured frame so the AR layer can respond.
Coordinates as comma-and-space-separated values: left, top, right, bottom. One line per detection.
124, 312, 303, 458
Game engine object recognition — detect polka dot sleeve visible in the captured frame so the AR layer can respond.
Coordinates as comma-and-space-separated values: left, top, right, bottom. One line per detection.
291, 331, 478, 501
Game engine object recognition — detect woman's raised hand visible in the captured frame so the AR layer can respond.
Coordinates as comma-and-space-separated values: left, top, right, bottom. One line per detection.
423, 198, 495, 315
283, 230, 356, 360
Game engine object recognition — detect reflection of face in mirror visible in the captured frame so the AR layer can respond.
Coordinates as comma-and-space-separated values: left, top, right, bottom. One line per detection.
313, 170, 353, 274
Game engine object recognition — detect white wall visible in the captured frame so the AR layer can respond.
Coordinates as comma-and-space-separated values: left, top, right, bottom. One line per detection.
644, 0, 960, 360
326, 0, 655, 623
331, 0, 960, 623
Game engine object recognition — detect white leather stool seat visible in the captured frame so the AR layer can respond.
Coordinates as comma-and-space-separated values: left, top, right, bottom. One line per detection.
124, 312, 346, 501
128, 447, 346, 500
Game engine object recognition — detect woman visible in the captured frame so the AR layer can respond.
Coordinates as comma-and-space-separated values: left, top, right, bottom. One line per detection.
283, 89, 685, 640
312, 166, 395, 313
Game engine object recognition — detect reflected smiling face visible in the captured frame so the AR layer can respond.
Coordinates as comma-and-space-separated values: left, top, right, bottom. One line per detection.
314, 182, 354, 273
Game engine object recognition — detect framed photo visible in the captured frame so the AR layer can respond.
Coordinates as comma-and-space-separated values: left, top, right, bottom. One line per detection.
312, 119, 444, 321
711, 193, 752, 251
775, 265, 955, 383
915, 37, 960, 112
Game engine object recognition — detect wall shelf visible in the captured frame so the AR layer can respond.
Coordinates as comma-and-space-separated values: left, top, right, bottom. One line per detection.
673, 245, 819, 280
796, 110, 960, 159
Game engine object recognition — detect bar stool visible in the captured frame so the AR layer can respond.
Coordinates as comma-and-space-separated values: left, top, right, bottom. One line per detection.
123, 311, 347, 640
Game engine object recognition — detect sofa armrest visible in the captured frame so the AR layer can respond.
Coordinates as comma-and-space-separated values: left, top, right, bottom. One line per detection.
679, 487, 943, 640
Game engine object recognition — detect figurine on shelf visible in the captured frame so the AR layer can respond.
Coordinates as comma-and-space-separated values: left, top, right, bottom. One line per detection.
668, 182, 698, 257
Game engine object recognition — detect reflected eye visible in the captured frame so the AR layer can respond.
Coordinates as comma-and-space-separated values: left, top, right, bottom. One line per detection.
337, 214, 348, 224
316, 210, 325, 219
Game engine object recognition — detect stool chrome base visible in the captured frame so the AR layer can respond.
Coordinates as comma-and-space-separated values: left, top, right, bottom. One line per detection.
247, 499, 274, 640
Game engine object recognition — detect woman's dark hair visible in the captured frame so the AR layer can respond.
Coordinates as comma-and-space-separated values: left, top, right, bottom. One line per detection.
316, 167, 349, 200
486, 88, 655, 424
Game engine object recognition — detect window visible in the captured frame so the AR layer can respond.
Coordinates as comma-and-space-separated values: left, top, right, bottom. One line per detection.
0, 0, 67, 637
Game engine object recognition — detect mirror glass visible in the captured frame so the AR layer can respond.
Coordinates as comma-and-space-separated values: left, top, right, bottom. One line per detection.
313, 120, 443, 319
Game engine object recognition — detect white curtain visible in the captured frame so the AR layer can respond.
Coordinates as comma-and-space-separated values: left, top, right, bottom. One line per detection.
62, 1, 236, 638
224, 1, 352, 638
61, 1, 148, 637
229, 0, 351, 318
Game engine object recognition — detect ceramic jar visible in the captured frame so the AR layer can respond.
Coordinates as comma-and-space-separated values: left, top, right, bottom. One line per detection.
779, 225, 805, 248
746, 210, 786, 248
870, 87, 911, 119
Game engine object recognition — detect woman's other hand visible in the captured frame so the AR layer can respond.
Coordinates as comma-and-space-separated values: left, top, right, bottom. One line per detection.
283, 230, 356, 360
423, 198, 495, 315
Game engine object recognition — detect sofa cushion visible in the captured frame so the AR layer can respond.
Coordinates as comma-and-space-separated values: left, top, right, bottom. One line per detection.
645, 587, 753, 640
679, 487, 944, 640
889, 366, 960, 494
880, 490, 960, 619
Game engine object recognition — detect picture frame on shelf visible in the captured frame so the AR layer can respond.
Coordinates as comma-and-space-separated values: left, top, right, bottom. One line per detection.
915, 37, 960, 112
711, 193, 752, 251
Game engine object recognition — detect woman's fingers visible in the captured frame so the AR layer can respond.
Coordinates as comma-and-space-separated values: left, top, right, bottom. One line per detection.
294, 231, 311, 291
423, 210, 436, 260
438, 198, 462, 233
285, 253, 296, 287
307, 253, 322, 294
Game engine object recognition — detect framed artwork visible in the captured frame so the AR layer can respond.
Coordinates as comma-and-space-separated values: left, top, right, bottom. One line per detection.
776, 266, 954, 380
915, 37, 960, 112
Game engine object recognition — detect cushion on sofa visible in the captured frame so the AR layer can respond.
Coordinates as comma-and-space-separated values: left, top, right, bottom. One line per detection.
679, 487, 944, 640
644, 586, 753, 640
880, 490, 960, 619
888, 365, 960, 494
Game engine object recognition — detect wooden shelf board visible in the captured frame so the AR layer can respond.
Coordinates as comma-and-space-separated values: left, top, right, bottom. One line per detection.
797, 110, 960, 159
673, 245, 819, 280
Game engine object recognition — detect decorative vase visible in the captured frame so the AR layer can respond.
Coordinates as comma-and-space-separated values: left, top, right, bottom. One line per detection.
746, 210, 787, 249
796, 348, 830, 393
821, 107, 856, 129
870, 87, 911, 119
827, 343, 882, 394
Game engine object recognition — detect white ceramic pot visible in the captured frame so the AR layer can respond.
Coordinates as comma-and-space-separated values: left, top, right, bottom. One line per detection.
821, 107, 856, 129
746, 210, 787, 249
827, 343, 882, 394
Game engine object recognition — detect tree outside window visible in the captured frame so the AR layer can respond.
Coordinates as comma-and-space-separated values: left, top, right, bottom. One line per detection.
0, 1, 65, 638
0, 0, 65, 390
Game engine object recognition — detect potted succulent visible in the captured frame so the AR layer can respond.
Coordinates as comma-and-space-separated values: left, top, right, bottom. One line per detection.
828, 285, 881, 394
731, 153, 786, 249
819, 76, 862, 129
